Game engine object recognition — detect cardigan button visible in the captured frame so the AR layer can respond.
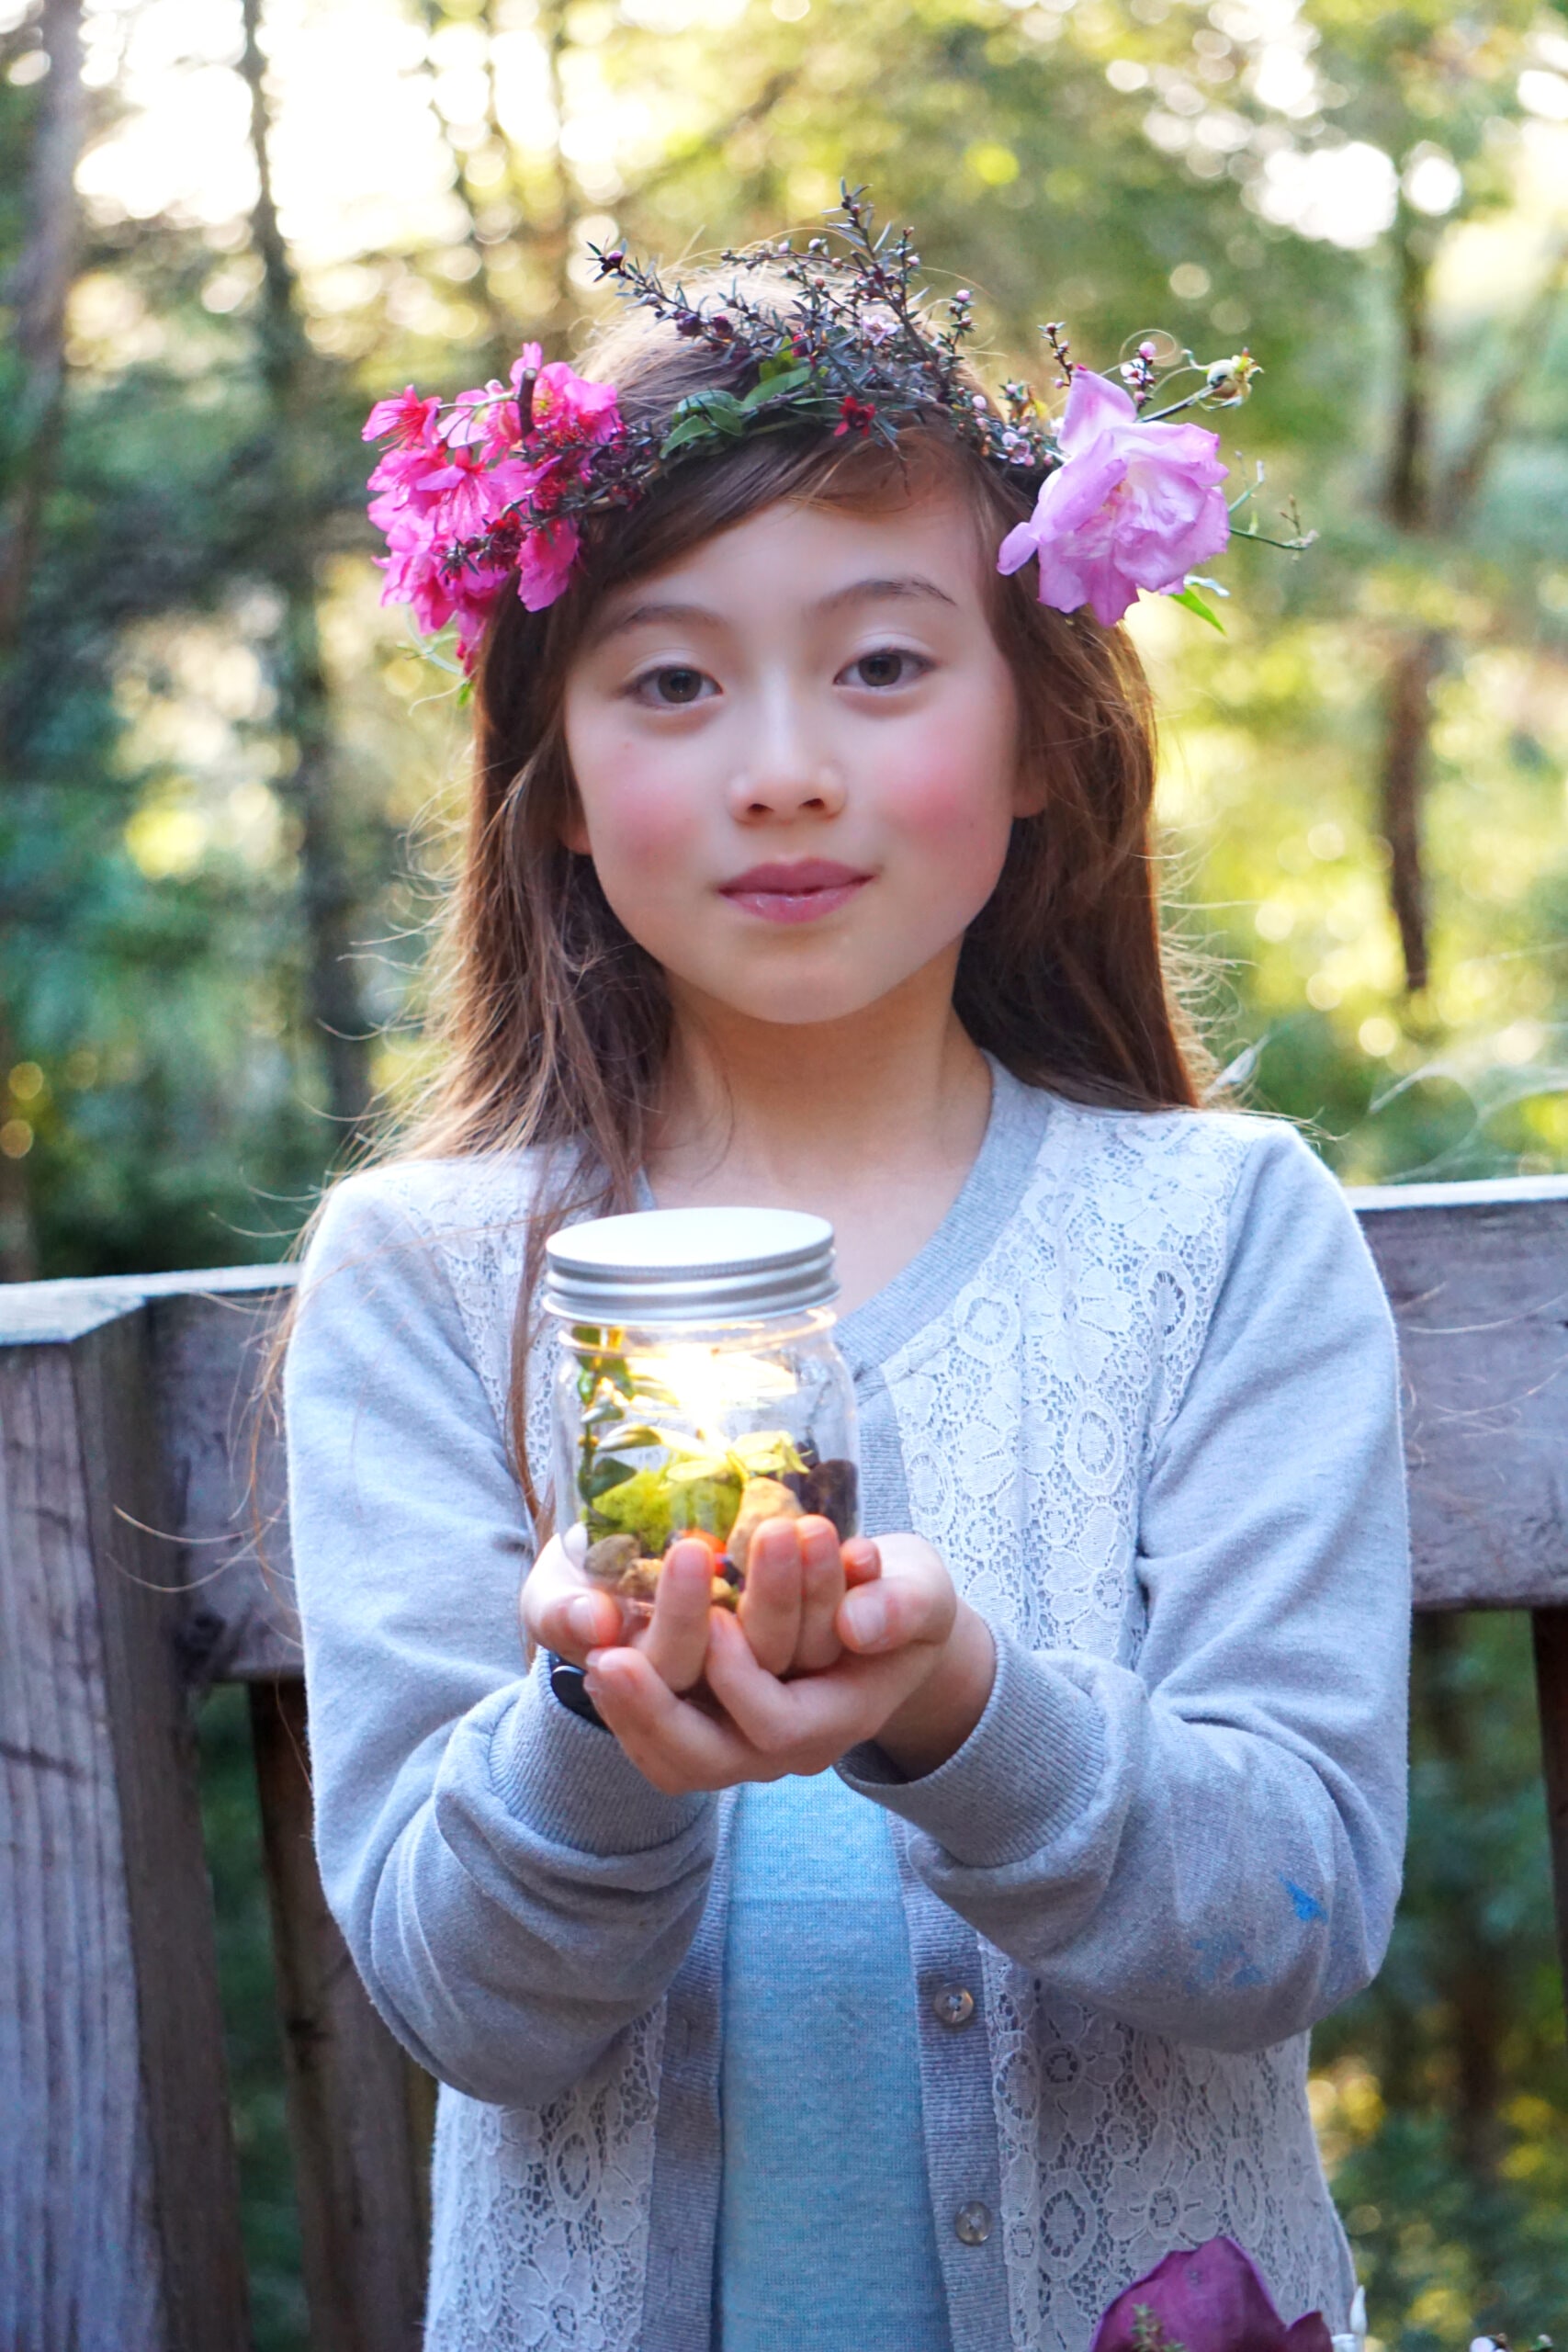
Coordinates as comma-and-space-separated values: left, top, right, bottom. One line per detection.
953, 2200, 991, 2245
932, 1985, 976, 2029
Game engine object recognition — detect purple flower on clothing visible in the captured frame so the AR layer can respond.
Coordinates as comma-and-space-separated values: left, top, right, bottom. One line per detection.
997, 368, 1230, 628
1089, 2235, 1335, 2352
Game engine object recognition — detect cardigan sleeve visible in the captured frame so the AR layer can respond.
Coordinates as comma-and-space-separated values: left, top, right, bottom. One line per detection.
839, 1123, 1410, 2053
285, 1167, 718, 2107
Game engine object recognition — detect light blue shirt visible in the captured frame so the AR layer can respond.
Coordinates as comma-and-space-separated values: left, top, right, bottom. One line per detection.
716, 1771, 953, 2352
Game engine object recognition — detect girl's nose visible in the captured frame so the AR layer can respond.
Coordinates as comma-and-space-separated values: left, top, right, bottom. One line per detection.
726, 707, 847, 823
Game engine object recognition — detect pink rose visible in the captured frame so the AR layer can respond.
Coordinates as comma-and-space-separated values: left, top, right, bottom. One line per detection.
998, 368, 1230, 627
1089, 2236, 1334, 2352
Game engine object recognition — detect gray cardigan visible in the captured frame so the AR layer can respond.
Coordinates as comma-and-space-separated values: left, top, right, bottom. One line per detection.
285, 1069, 1409, 2352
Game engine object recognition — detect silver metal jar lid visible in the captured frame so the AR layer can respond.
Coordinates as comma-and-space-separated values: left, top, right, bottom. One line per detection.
543, 1205, 838, 1325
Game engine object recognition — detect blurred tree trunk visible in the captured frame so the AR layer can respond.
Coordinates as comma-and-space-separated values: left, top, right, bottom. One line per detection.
1376, 229, 1567, 997
0, 0, 84, 654
239, 0, 372, 1143
1386, 231, 1432, 537
527, 0, 578, 345
420, 0, 518, 362
1376, 227, 1439, 999
1378, 630, 1444, 999
0, 0, 85, 1278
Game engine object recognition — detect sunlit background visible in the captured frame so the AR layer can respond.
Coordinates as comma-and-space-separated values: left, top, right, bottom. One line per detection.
3, 0, 1566, 2343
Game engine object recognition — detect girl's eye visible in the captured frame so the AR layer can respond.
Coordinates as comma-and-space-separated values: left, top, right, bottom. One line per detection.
841, 648, 929, 691
633, 664, 713, 707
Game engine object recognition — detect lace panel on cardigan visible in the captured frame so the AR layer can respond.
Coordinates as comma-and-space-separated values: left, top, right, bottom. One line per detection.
878, 1103, 1355, 2352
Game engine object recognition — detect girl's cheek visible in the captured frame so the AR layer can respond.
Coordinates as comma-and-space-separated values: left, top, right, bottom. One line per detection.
581, 751, 706, 876
878, 729, 1017, 879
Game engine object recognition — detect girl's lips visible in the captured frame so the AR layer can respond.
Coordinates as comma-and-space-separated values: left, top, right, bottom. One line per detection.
718, 862, 873, 925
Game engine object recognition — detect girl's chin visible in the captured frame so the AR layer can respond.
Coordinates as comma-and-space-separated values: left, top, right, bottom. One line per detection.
668, 965, 937, 1031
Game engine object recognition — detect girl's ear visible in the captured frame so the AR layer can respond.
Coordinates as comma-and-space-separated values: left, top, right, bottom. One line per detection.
1011, 757, 1050, 821
558, 775, 592, 855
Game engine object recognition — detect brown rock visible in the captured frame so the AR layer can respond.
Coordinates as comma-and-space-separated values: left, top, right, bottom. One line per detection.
727, 1476, 805, 1576
584, 1532, 639, 1588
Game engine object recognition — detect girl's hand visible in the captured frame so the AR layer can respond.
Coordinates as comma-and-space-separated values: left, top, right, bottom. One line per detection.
522, 1526, 718, 1695
521, 1510, 876, 1690
738, 1515, 882, 1678
581, 1534, 997, 1795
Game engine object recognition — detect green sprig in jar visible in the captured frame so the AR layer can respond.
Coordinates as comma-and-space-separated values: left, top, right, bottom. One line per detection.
543, 1207, 859, 1614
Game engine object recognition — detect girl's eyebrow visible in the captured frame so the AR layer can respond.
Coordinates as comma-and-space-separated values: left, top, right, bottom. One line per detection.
817, 574, 959, 612
592, 572, 958, 649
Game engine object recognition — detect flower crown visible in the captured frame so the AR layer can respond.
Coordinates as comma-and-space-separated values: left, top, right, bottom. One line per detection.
364, 186, 1307, 670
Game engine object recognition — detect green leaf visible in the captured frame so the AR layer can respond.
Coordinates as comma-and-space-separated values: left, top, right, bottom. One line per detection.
1168, 583, 1225, 633
660, 413, 722, 454
660, 392, 733, 453
740, 364, 813, 410
584, 1454, 639, 1500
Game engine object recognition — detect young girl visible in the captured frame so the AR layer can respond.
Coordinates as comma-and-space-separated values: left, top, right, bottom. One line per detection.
286, 204, 1408, 2352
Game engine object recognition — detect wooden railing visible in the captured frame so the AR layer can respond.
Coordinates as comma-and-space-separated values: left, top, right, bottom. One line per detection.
2, 1176, 1566, 2351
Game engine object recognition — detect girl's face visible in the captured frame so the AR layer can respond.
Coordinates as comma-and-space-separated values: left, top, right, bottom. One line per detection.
560, 484, 1032, 1031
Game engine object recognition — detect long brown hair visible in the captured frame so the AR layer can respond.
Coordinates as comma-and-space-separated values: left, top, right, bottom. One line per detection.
312, 278, 1211, 1517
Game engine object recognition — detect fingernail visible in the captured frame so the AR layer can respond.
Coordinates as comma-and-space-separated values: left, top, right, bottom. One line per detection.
569, 1595, 602, 1645
842, 1589, 888, 1648
562, 1521, 588, 1567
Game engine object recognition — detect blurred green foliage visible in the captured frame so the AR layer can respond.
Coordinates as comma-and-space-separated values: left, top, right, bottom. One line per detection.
199, 1686, 309, 2352
5, 0, 1567, 2343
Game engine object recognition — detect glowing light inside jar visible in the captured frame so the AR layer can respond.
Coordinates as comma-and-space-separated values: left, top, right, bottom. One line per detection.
622, 1343, 796, 1451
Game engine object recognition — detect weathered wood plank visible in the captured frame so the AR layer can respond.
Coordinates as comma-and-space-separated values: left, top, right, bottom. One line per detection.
0, 1330, 164, 2348
150, 1281, 299, 1683
1353, 1180, 1568, 1611
0, 1267, 299, 1680
0, 1304, 248, 2350
249, 1677, 433, 2352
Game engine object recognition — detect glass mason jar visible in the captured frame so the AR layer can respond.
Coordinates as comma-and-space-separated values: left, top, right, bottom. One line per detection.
543, 1206, 859, 1614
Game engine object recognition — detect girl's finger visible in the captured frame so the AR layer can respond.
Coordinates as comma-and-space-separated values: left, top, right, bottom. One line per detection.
837, 1536, 954, 1656
520, 1534, 626, 1664
791, 1516, 846, 1674
736, 1518, 804, 1677
637, 1538, 720, 1693
584, 1645, 759, 1793
704, 1607, 926, 1763
841, 1536, 882, 1589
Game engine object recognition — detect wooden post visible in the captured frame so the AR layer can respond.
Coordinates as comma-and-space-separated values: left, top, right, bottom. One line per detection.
1533, 1609, 1568, 2012
0, 1291, 248, 2351
250, 1675, 434, 2352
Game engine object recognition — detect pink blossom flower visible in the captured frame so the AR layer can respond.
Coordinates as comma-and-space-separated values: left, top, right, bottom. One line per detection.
362, 386, 440, 448
377, 506, 511, 666
446, 379, 524, 463
379, 446, 534, 545
363, 346, 620, 648
515, 519, 581, 612
1089, 2235, 1334, 2352
998, 368, 1230, 628
528, 359, 622, 451
510, 342, 544, 400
